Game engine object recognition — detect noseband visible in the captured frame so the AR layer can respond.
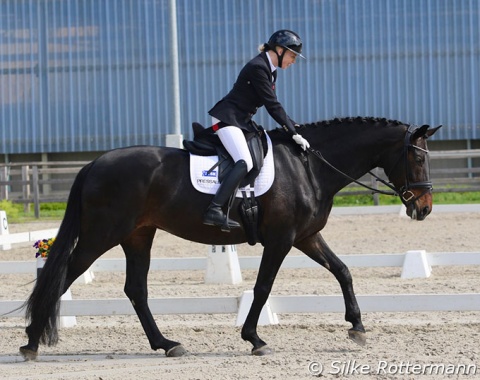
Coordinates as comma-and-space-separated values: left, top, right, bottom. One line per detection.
307, 124, 432, 207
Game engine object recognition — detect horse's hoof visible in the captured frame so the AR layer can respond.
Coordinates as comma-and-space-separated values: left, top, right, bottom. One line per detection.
166, 344, 187, 357
348, 329, 367, 347
252, 345, 274, 356
19, 345, 38, 361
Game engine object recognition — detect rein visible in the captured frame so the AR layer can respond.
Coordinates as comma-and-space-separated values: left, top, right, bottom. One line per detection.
305, 124, 433, 205
306, 148, 398, 196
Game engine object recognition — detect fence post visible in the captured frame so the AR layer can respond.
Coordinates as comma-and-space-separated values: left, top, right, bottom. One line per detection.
21, 165, 30, 213
0, 166, 8, 200
32, 165, 40, 218
41, 153, 52, 196
370, 169, 379, 205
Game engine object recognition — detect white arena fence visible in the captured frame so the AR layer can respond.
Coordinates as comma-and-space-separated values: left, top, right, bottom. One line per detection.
1, 223, 480, 275
1, 247, 480, 325
2, 294, 480, 327
2, 251, 480, 275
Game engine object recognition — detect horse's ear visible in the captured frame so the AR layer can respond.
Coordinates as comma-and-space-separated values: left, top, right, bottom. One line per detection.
425, 125, 442, 139
410, 124, 430, 141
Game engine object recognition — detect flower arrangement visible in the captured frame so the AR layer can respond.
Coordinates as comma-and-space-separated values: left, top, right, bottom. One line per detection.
33, 238, 56, 258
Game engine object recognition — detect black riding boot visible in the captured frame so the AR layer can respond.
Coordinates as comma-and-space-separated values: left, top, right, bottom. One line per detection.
203, 160, 248, 230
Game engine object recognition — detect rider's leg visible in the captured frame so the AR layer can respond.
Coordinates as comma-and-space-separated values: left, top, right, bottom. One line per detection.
203, 126, 252, 229
216, 126, 254, 172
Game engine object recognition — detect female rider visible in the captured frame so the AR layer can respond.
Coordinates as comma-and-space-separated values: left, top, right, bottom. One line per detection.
204, 29, 310, 230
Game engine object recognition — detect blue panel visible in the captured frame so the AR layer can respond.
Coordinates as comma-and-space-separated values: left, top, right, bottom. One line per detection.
1, 0, 479, 154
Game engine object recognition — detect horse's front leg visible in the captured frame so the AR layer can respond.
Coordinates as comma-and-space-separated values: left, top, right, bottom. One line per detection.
295, 232, 366, 346
241, 241, 291, 356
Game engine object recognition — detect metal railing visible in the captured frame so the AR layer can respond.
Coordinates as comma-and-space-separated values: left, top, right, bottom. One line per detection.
0, 161, 87, 217
1, 150, 479, 217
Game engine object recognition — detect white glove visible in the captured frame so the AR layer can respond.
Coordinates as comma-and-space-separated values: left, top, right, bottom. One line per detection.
292, 133, 310, 151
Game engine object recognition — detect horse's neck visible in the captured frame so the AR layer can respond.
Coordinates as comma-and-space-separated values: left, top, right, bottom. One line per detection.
309, 127, 400, 194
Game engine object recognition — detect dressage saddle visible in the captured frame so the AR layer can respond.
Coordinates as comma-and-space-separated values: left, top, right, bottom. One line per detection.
183, 122, 267, 187
183, 122, 267, 245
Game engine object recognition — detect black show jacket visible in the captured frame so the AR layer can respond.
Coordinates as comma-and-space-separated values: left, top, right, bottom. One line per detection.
209, 52, 297, 134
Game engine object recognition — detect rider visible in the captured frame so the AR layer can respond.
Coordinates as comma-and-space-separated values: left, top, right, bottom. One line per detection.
203, 29, 310, 230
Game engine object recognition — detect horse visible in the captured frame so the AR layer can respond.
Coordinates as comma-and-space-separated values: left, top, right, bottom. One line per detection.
19, 117, 441, 360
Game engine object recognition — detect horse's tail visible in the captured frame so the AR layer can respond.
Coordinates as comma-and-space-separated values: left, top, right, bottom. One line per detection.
24, 161, 94, 346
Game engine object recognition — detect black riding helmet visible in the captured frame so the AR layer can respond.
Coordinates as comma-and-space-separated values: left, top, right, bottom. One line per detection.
266, 29, 305, 67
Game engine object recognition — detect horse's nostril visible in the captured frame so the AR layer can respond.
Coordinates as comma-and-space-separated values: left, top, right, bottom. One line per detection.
417, 206, 430, 220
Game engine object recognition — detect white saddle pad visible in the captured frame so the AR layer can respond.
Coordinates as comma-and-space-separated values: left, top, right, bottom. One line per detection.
189, 133, 275, 198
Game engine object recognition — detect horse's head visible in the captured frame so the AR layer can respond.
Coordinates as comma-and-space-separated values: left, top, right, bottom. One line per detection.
386, 124, 442, 220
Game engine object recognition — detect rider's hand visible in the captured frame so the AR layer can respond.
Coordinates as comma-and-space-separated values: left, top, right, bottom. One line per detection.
292, 133, 310, 151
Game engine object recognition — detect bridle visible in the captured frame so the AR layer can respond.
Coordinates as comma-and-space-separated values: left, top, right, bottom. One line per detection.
306, 124, 433, 208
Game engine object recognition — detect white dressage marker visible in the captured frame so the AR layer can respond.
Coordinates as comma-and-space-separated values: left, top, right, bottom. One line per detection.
401, 250, 432, 279
205, 245, 242, 285
0, 210, 11, 250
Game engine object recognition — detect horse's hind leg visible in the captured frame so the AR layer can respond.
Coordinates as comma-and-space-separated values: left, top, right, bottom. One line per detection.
295, 232, 366, 346
20, 236, 116, 360
63, 242, 111, 290
121, 227, 186, 357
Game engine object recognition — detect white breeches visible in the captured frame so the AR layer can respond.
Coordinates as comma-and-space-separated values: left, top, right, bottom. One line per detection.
216, 126, 254, 172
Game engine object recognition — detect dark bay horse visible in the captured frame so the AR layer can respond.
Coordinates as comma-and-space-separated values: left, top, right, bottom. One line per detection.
20, 117, 441, 360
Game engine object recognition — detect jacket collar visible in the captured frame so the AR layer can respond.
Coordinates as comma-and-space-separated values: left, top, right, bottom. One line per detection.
261, 51, 277, 82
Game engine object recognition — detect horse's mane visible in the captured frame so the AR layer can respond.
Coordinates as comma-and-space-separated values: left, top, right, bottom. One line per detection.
268, 116, 406, 141
302, 116, 405, 129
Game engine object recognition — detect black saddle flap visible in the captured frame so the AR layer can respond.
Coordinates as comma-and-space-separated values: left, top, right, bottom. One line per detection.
183, 139, 217, 156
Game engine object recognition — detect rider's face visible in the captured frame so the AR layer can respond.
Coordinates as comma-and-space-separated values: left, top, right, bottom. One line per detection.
278, 49, 297, 69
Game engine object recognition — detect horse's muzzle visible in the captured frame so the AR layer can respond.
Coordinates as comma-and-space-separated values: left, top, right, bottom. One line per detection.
406, 193, 432, 221
410, 205, 430, 221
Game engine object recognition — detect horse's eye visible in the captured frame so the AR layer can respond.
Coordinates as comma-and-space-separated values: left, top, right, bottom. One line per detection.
415, 155, 424, 164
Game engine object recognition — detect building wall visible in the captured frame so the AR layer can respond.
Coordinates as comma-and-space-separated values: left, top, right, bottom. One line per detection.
1, 0, 479, 156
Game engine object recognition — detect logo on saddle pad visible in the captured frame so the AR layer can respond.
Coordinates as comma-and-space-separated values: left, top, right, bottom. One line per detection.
189, 134, 275, 197
202, 170, 217, 178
